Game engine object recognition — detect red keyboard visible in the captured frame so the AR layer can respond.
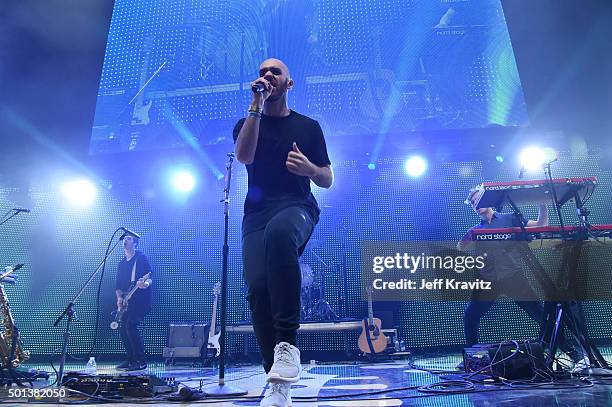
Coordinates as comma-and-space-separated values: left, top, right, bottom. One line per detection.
475, 177, 597, 209
471, 224, 612, 248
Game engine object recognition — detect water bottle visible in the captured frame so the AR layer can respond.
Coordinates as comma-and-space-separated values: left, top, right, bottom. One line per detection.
85, 357, 97, 375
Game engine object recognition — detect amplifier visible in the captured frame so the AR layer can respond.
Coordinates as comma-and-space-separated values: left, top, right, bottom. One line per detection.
62, 372, 174, 398
463, 341, 547, 380
163, 322, 210, 361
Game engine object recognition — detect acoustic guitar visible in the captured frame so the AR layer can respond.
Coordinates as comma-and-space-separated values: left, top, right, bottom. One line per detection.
357, 287, 387, 354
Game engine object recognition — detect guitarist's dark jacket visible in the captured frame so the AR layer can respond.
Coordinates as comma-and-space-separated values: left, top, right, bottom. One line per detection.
116, 251, 152, 318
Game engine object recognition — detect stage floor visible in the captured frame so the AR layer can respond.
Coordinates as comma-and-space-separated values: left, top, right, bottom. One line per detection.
13, 350, 612, 406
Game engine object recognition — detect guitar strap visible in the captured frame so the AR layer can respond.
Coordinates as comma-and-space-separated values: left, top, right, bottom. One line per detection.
130, 258, 138, 283
363, 318, 377, 354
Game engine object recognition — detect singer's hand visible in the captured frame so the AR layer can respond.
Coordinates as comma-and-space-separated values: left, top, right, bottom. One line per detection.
286, 143, 315, 177
251, 77, 273, 101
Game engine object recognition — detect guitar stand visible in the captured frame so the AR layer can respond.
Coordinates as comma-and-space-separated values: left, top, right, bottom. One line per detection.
359, 351, 391, 362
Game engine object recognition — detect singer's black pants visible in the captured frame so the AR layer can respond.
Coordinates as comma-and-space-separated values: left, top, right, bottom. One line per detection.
120, 311, 147, 363
242, 206, 314, 373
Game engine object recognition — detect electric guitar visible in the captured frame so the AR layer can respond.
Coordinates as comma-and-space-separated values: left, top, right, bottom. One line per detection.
110, 272, 152, 330
206, 283, 221, 357
357, 287, 387, 354
130, 36, 155, 128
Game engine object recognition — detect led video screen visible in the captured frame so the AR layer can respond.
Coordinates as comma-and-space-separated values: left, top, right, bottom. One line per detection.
90, 0, 527, 155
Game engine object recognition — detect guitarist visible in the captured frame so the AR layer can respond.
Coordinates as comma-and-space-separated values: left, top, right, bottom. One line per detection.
115, 233, 152, 371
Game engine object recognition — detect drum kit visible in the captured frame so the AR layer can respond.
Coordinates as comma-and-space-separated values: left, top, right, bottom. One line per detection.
299, 239, 341, 322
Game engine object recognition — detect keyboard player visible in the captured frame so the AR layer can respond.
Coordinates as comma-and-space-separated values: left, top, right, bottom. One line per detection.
457, 186, 588, 371
457, 187, 548, 353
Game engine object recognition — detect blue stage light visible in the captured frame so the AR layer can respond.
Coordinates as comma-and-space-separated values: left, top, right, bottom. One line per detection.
519, 147, 545, 171
404, 155, 428, 178
61, 179, 97, 206
171, 171, 196, 192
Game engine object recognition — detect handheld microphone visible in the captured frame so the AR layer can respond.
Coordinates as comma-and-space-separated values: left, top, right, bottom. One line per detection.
251, 82, 265, 93
120, 227, 141, 240
544, 157, 559, 165
13, 208, 30, 213
5, 264, 24, 273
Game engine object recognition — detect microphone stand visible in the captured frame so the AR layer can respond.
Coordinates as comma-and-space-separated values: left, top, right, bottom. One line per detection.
53, 233, 125, 387
0, 209, 27, 227
205, 153, 247, 397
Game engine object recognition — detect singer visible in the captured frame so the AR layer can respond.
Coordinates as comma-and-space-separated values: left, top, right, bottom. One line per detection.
114, 234, 152, 371
234, 58, 333, 407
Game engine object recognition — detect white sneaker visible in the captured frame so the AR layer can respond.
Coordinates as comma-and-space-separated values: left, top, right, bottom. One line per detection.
267, 342, 302, 383
571, 356, 591, 374
260, 382, 292, 407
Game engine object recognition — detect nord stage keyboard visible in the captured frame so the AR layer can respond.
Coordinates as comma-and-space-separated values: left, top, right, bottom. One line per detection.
475, 177, 597, 210
472, 224, 612, 248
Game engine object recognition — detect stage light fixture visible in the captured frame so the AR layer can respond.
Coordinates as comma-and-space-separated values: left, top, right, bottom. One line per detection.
171, 171, 196, 193
519, 147, 546, 171
404, 155, 427, 178
60, 179, 97, 206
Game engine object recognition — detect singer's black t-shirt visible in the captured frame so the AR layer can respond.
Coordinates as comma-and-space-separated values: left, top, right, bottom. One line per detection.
233, 110, 331, 236
116, 251, 152, 318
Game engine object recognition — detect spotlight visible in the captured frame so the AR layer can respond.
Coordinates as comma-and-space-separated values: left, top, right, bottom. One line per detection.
495, 155, 504, 163
61, 179, 97, 206
404, 155, 427, 178
367, 163, 376, 170
519, 146, 558, 172
519, 147, 546, 171
171, 171, 196, 193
